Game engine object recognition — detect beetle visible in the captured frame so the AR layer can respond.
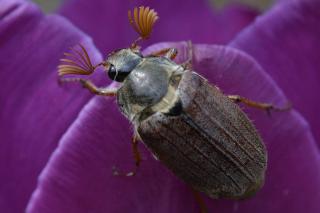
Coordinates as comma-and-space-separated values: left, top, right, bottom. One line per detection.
58, 6, 289, 206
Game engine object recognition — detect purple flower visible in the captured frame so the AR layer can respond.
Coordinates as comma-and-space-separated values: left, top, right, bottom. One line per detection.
1, 0, 319, 212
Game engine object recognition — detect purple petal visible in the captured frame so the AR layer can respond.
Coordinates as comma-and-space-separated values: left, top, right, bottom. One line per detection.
27, 96, 200, 213
59, 0, 259, 52
230, 0, 320, 145
0, 1, 104, 212
28, 42, 320, 212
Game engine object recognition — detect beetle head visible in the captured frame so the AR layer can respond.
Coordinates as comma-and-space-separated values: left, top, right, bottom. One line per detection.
105, 6, 159, 82
105, 48, 142, 82
58, 6, 158, 82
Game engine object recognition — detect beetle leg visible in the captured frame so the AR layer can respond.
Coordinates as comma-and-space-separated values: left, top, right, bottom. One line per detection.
191, 188, 208, 213
124, 134, 142, 176
228, 95, 291, 114
113, 134, 142, 177
146, 48, 178, 60
181, 41, 193, 70
164, 48, 178, 60
59, 77, 117, 96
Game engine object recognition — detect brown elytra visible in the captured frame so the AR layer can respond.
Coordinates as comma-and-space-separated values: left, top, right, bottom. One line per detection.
138, 71, 267, 199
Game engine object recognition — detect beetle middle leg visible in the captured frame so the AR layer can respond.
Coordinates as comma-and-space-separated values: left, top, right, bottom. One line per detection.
181, 40, 193, 70
191, 188, 208, 213
59, 77, 117, 96
228, 95, 291, 114
113, 133, 142, 177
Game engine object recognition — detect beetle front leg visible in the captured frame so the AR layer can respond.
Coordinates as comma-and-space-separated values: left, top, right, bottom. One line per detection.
228, 95, 291, 114
59, 78, 117, 96
146, 48, 178, 60
113, 134, 142, 177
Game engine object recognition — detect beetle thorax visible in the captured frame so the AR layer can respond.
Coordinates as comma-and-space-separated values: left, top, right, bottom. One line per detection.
117, 57, 183, 122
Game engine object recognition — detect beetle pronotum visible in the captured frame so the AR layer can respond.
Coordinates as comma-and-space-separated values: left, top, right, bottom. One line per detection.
58, 6, 290, 212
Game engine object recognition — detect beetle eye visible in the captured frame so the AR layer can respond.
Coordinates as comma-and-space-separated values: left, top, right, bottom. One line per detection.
108, 64, 116, 76
107, 64, 131, 82
107, 64, 118, 81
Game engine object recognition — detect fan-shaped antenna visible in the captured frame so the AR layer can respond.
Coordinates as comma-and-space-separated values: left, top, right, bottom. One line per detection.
128, 6, 159, 48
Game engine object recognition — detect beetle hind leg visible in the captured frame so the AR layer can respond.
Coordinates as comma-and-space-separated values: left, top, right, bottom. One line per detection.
113, 134, 142, 177
228, 95, 291, 115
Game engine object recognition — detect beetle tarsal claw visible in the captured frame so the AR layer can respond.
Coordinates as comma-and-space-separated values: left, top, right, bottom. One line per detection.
125, 172, 136, 177
128, 6, 159, 45
112, 166, 137, 177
